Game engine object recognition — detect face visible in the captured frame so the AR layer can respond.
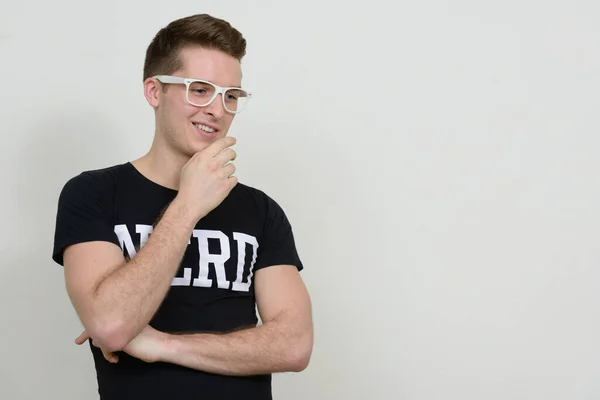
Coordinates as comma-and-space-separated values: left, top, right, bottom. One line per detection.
145, 46, 242, 157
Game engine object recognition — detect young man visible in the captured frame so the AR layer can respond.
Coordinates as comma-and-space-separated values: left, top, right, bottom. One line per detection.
52, 14, 312, 400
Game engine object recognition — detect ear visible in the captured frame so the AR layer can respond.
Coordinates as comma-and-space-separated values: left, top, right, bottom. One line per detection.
144, 77, 160, 108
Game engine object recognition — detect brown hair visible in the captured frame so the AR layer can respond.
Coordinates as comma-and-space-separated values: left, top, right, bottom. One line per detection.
142, 14, 247, 81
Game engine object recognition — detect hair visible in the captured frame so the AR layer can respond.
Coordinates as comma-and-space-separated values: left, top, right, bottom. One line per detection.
142, 14, 247, 82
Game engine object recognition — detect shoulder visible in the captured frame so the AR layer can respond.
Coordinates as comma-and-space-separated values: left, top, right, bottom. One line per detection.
63, 163, 127, 186
232, 183, 304, 271
53, 164, 128, 266
230, 182, 297, 240
230, 182, 287, 216
60, 163, 129, 191
58, 163, 129, 204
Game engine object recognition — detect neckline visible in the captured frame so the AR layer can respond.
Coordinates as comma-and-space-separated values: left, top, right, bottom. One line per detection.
125, 161, 179, 193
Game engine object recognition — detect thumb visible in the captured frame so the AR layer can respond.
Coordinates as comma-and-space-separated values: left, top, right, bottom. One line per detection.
103, 350, 119, 364
74, 331, 90, 345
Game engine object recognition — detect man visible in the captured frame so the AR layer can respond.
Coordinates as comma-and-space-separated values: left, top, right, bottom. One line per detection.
52, 13, 313, 400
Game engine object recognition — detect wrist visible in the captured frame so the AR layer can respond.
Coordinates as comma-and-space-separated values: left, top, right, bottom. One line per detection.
158, 332, 177, 363
168, 197, 203, 228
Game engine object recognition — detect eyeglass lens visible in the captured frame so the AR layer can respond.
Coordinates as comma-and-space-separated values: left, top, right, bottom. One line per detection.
187, 81, 249, 112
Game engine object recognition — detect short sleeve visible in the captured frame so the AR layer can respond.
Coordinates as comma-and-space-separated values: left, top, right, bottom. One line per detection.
254, 194, 303, 272
52, 172, 121, 266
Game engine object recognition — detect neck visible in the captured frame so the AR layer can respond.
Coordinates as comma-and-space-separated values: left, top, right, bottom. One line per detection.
131, 135, 189, 191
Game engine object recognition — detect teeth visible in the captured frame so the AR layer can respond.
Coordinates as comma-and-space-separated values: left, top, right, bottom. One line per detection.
193, 123, 215, 133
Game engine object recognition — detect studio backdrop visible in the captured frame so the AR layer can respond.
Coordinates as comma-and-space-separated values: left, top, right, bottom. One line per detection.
1, 1, 599, 399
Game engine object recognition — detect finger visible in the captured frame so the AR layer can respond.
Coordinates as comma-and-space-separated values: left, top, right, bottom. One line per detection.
215, 148, 237, 166
228, 175, 239, 188
221, 163, 236, 178
103, 350, 119, 364
74, 331, 90, 345
103, 350, 118, 363
205, 136, 236, 157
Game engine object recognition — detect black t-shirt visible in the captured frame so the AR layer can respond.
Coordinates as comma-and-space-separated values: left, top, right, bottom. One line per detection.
52, 162, 303, 400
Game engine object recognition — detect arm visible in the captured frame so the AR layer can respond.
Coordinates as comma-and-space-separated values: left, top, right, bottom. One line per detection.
62, 137, 238, 353
64, 197, 195, 352
159, 264, 313, 375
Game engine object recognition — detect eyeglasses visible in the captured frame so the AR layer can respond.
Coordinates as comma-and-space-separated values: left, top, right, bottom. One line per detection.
152, 75, 251, 114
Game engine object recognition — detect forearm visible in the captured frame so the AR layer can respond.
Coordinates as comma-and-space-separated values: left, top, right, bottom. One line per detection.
160, 317, 312, 376
93, 198, 196, 349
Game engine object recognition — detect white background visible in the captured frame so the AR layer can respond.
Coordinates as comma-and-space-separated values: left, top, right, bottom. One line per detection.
1, 0, 599, 399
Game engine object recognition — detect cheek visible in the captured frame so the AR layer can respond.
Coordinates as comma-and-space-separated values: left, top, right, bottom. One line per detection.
221, 115, 235, 131
166, 105, 195, 130
160, 109, 189, 142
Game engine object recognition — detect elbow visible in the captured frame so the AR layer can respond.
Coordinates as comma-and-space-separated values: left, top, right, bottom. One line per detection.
88, 317, 131, 352
289, 352, 311, 373
286, 333, 313, 372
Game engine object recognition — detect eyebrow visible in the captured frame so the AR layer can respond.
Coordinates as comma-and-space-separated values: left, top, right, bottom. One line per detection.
191, 78, 242, 88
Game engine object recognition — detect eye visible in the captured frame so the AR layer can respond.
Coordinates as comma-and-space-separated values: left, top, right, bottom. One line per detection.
225, 89, 243, 101
189, 82, 214, 97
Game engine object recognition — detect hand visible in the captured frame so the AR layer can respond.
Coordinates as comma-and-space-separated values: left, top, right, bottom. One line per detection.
75, 325, 168, 364
121, 325, 168, 363
75, 331, 119, 364
177, 136, 238, 221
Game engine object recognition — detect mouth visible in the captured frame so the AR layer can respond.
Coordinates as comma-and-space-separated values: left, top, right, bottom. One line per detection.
192, 122, 220, 138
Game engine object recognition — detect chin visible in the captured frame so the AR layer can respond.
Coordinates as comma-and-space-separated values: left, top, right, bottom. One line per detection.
183, 142, 209, 156
186, 136, 225, 155
178, 123, 228, 155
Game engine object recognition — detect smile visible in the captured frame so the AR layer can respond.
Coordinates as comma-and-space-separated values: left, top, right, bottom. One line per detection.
193, 122, 216, 133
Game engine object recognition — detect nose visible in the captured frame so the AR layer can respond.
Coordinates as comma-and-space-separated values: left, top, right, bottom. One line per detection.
203, 93, 226, 120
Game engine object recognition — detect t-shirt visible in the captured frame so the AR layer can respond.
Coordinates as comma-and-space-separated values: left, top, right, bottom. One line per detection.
52, 162, 303, 400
